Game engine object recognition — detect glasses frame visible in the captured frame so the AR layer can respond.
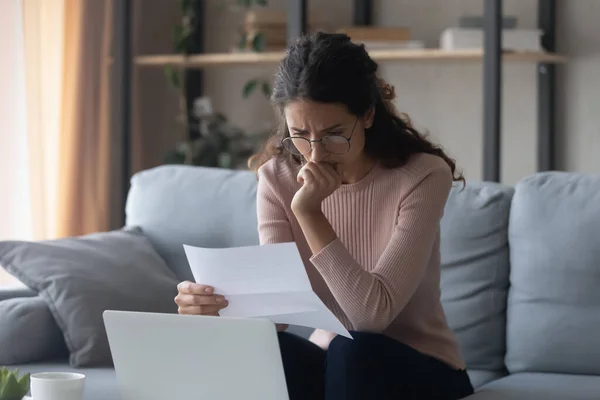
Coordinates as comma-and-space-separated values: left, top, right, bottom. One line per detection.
281, 117, 359, 156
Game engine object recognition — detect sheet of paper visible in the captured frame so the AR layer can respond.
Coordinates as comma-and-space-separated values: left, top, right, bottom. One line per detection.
265, 310, 350, 338
184, 242, 352, 338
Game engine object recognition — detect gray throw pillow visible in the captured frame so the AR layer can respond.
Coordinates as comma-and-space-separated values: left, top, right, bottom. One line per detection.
0, 296, 68, 364
0, 228, 179, 367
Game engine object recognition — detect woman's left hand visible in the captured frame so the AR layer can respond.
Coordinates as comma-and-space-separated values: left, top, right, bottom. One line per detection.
291, 161, 342, 215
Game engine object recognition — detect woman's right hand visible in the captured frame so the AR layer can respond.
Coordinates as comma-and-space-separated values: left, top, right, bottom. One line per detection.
175, 281, 229, 316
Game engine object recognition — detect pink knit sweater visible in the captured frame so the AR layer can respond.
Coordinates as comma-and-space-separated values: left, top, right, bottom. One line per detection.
256, 152, 465, 370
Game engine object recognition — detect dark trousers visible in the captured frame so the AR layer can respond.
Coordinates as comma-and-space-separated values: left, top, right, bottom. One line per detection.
278, 331, 474, 400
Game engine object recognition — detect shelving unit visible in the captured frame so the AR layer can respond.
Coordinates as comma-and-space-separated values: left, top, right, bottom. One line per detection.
135, 49, 566, 68
114, 0, 564, 215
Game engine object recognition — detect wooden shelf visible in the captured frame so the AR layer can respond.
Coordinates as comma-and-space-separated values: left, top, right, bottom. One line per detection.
135, 49, 566, 68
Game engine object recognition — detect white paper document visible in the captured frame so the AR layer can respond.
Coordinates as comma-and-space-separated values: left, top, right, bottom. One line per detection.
183, 242, 352, 338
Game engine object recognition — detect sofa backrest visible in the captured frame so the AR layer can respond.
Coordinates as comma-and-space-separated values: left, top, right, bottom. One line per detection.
126, 165, 260, 281
506, 171, 600, 375
440, 181, 513, 372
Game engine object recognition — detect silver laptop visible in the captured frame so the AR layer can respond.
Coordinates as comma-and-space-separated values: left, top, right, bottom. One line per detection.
103, 310, 289, 400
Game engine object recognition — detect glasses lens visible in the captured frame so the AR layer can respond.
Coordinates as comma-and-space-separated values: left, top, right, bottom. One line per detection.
322, 135, 350, 154
282, 137, 311, 155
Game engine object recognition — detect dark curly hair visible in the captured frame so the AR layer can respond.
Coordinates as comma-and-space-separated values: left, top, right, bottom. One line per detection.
248, 32, 464, 184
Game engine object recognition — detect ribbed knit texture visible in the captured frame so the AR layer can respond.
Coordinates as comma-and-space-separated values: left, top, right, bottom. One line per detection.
256, 153, 465, 370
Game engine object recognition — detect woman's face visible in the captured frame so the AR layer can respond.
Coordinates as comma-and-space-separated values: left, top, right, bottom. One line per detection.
283, 100, 373, 169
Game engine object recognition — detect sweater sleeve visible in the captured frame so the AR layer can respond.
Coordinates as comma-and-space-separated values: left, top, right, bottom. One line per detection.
256, 164, 294, 245
309, 164, 453, 332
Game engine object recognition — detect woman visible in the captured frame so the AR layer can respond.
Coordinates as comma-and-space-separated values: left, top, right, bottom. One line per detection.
175, 32, 474, 399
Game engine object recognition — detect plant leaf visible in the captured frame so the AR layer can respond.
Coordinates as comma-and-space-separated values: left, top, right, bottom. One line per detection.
163, 149, 186, 165
180, 0, 195, 13
242, 79, 259, 98
174, 25, 187, 53
164, 65, 181, 89
254, 0, 268, 5
0, 366, 7, 384
0, 371, 29, 400
261, 81, 271, 98
181, 23, 192, 38
237, 0, 252, 7
175, 41, 186, 53
17, 373, 30, 394
252, 32, 265, 52
174, 25, 184, 42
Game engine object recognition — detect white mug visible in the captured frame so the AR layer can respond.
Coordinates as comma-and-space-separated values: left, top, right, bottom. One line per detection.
30, 372, 85, 400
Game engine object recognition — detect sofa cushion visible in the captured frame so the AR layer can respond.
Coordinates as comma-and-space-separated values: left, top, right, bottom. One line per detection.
467, 369, 507, 389
440, 181, 513, 371
466, 373, 600, 400
126, 165, 260, 281
0, 228, 179, 367
506, 172, 600, 375
12, 361, 119, 400
0, 297, 68, 364
0, 287, 36, 302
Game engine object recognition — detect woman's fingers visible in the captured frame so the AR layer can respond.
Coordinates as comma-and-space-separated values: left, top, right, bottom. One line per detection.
298, 167, 316, 185
177, 281, 214, 295
175, 293, 226, 307
308, 161, 341, 189
175, 281, 229, 316
178, 304, 224, 316
297, 163, 311, 184
304, 162, 327, 183
317, 162, 341, 187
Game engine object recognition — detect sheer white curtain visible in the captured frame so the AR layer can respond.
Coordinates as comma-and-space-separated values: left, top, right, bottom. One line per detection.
22, 0, 65, 240
0, 0, 31, 242
0, 0, 31, 286
0, 0, 64, 286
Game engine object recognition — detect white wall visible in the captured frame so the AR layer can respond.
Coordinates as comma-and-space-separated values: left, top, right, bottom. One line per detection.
198, 0, 600, 185
374, 0, 539, 185
132, 0, 182, 171
556, 0, 600, 173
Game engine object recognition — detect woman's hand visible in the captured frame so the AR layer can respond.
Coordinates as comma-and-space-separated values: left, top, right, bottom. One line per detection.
291, 161, 342, 215
175, 281, 289, 332
175, 281, 228, 316
309, 329, 337, 350
176, 282, 287, 332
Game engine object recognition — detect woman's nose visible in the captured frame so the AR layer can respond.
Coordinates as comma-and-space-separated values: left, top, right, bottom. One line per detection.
311, 141, 328, 162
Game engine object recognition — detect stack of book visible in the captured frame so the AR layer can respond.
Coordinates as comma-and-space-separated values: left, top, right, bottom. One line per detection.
237, 10, 326, 52
337, 26, 424, 50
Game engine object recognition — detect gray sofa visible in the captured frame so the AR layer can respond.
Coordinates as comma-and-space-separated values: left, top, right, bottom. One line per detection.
2, 165, 599, 399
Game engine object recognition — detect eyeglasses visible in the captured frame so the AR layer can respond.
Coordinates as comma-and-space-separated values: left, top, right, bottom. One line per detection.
281, 118, 359, 156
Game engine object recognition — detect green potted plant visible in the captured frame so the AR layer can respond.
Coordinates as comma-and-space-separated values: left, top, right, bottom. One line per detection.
162, 0, 272, 168
163, 97, 269, 169
0, 367, 30, 400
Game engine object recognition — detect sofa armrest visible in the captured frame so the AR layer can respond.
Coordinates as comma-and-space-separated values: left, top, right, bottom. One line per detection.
0, 287, 37, 302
